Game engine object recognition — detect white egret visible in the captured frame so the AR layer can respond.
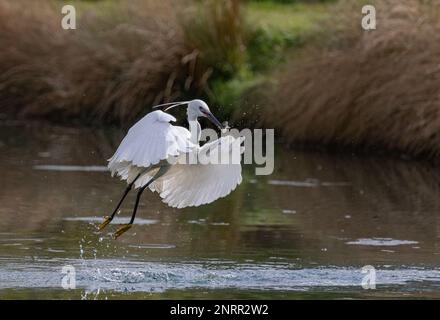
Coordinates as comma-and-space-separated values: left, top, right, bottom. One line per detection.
99, 99, 244, 238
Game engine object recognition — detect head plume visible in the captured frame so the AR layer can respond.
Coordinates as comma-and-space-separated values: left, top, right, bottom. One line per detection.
152, 101, 189, 111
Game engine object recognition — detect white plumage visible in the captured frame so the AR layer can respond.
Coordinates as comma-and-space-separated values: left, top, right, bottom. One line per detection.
108, 111, 192, 173
100, 99, 244, 237
107, 106, 243, 208
153, 135, 244, 208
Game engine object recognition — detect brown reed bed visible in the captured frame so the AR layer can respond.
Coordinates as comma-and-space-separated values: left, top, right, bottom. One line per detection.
262, 0, 440, 158
0, 0, 216, 125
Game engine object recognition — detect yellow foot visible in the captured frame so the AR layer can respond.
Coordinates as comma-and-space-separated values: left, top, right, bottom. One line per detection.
114, 224, 132, 239
98, 216, 112, 231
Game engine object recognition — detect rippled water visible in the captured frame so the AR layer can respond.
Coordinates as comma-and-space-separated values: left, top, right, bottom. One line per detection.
1, 121, 440, 299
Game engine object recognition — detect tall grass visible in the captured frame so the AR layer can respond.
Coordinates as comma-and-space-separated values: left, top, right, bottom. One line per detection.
0, 0, 332, 127
263, 0, 440, 158
0, 0, 207, 125
183, 0, 245, 78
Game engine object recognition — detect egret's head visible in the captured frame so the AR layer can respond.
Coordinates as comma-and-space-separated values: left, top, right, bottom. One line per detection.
154, 99, 224, 130
188, 99, 223, 129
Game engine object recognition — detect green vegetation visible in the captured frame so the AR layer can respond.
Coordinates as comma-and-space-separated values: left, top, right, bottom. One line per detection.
204, 1, 331, 117
0, 0, 332, 125
262, 0, 440, 159
0, 0, 327, 125
246, 1, 329, 34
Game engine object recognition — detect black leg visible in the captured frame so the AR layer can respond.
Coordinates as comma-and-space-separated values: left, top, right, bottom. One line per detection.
113, 185, 147, 238
113, 166, 170, 238
130, 185, 148, 224
110, 185, 131, 218
98, 174, 140, 231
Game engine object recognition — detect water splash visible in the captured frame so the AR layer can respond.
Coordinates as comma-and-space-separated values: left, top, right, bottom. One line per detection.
1, 258, 440, 294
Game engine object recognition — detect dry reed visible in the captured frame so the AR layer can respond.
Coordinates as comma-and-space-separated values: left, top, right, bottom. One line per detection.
264, 0, 440, 158
0, 0, 203, 125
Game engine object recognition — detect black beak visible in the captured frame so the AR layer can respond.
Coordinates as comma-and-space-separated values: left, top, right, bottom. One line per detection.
204, 111, 224, 130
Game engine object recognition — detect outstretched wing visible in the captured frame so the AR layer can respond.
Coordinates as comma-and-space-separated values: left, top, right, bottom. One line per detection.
108, 110, 194, 182
151, 135, 245, 208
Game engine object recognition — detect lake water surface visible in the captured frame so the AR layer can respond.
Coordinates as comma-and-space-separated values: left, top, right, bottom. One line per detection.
1, 121, 440, 299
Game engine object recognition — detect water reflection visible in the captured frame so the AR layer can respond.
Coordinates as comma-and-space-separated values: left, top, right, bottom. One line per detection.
1, 121, 440, 298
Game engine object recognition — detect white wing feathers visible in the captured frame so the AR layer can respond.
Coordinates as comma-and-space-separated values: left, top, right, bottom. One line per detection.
108, 109, 245, 208
151, 136, 245, 208
108, 110, 194, 180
